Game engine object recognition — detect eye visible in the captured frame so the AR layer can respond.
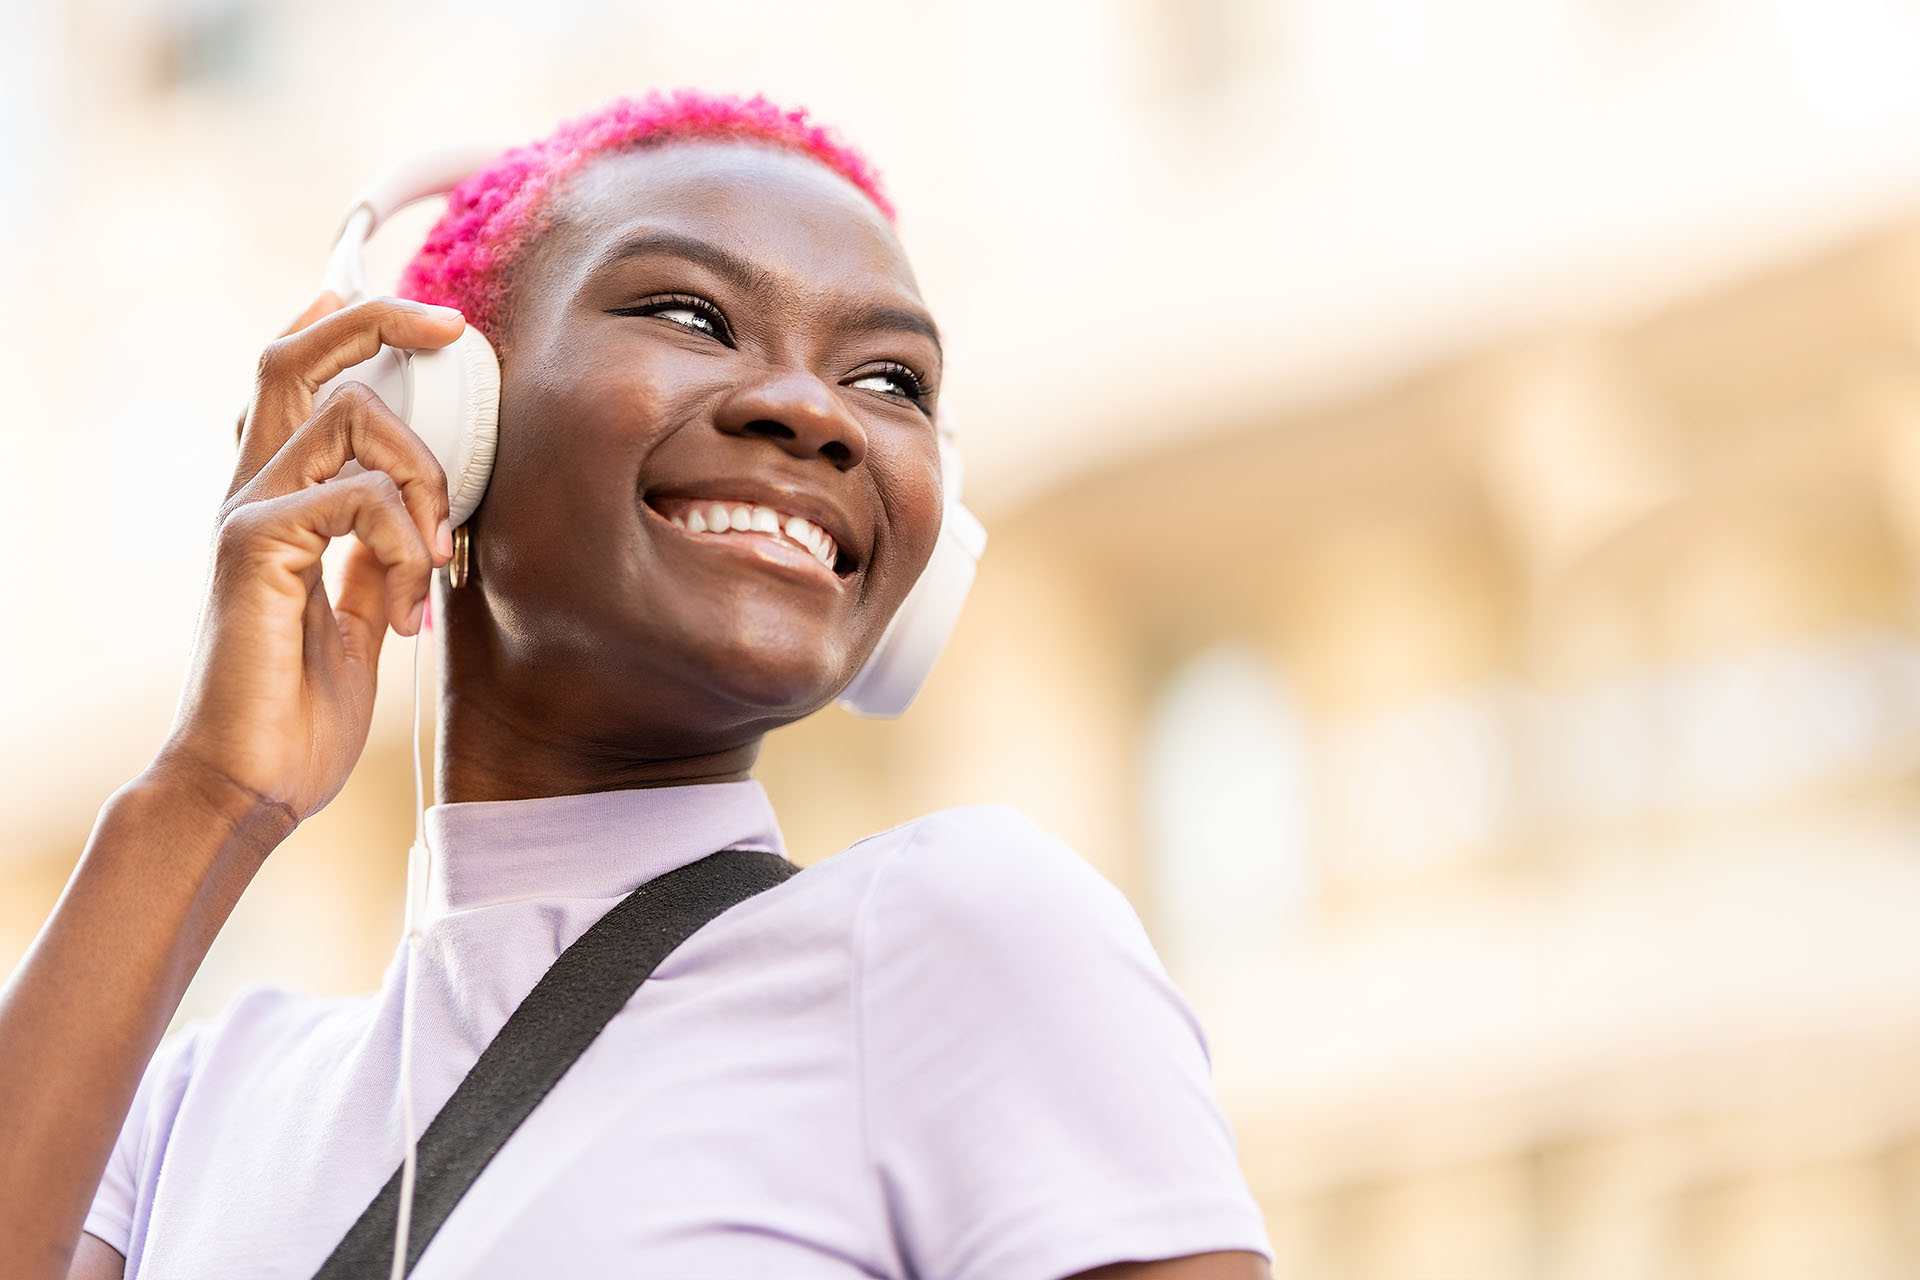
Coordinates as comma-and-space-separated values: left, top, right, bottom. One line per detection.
656, 306, 718, 337
608, 294, 732, 344
848, 362, 932, 409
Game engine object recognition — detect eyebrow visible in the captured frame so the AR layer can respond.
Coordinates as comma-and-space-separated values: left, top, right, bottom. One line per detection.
593, 228, 942, 357
841, 302, 943, 358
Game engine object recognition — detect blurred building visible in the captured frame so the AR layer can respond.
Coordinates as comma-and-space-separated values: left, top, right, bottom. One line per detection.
10, 2, 1920, 1276
779, 228, 1920, 1280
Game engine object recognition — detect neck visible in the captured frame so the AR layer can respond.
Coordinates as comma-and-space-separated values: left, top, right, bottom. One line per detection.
434, 685, 761, 804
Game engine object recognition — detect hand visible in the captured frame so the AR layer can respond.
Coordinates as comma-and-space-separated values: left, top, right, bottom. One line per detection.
155, 292, 467, 835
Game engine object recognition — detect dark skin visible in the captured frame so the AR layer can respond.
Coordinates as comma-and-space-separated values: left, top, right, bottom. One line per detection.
0, 141, 1266, 1280
436, 143, 948, 801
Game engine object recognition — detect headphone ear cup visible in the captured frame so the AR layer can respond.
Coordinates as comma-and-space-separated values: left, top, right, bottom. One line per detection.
837, 499, 987, 718
407, 327, 500, 527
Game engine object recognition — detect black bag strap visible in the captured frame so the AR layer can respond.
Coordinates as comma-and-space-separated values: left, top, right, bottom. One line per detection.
314, 847, 800, 1278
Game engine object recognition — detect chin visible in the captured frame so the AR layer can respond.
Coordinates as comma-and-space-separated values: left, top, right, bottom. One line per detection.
623, 579, 865, 714
672, 629, 852, 720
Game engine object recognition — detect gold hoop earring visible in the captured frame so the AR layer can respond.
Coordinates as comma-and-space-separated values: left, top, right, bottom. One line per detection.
448, 524, 471, 589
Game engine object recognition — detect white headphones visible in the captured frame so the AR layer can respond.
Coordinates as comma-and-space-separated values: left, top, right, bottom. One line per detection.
316, 147, 985, 718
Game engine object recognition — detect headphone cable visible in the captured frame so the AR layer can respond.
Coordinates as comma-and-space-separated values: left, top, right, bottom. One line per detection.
392, 621, 430, 1279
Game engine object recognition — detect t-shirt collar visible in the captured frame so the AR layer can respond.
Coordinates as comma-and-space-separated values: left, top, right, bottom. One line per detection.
421, 780, 786, 921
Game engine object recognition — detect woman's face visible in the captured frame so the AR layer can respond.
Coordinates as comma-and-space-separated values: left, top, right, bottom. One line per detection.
445, 142, 944, 758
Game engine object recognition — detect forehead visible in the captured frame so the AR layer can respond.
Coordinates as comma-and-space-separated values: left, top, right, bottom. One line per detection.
538, 141, 920, 301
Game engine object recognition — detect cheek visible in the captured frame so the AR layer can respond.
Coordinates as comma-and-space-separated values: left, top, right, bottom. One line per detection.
873, 441, 946, 602
505, 346, 647, 460
491, 347, 691, 523
470, 359, 659, 616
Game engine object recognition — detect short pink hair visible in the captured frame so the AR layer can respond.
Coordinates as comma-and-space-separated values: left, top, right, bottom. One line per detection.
399, 89, 895, 342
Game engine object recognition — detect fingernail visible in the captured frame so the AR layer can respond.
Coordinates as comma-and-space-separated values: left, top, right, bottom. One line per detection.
435, 519, 453, 561
406, 598, 426, 634
409, 301, 464, 322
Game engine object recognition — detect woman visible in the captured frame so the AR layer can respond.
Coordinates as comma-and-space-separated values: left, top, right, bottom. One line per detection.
0, 92, 1273, 1279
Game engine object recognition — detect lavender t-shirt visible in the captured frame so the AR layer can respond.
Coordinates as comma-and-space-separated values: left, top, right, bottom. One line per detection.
87, 782, 1271, 1278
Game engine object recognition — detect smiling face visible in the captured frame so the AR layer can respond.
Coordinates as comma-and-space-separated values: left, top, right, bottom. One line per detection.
439, 142, 943, 778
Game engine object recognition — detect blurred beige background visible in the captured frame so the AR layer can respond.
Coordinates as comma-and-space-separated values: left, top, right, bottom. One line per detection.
10, 2, 1920, 1276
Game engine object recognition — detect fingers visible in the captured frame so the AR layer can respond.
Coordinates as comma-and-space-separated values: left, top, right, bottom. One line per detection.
241, 381, 454, 565
304, 568, 349, 679
333, 537, 400, 667
267, 295, 466, 393
282, 290, 345, 339
220, 469, 436, 639
236, 296, 465, 488
234, 293, 348, 444
216, 293, 463, 662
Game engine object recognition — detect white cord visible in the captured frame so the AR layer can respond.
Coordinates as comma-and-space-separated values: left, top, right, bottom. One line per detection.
391, 625, 430, 1278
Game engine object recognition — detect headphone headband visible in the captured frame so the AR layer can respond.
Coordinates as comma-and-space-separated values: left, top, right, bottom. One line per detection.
321, 144, 509, 303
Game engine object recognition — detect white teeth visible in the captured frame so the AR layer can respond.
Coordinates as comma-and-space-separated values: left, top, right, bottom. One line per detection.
809, 526, 838, 568
671, 499, 842, 571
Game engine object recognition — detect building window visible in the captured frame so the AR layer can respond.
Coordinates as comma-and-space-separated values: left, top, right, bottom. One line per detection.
1143, 643, 1313, 982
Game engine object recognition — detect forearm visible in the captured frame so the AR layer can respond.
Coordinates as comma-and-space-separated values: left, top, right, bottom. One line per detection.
0, 766, 294, 1279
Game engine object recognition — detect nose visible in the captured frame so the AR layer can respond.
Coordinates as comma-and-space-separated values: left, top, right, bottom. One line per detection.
713, 371, 868, 471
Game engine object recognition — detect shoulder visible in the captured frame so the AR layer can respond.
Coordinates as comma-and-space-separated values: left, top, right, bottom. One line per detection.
845, 803, 1144, 940
845, 803, 1197, 1045
116, 985, 375, 1162
90, 984, 365, 1249
154, 982, 373, 1090
138, 983, 350, 1075
846, 810, 1268, 1279
203, 981, 368, 1042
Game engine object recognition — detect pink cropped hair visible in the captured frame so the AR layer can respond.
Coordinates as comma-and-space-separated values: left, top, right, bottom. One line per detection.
399, 89, 895, 342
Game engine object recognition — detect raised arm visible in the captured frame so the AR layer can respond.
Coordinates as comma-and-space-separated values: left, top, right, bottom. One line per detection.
0, 294, 462, 1280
